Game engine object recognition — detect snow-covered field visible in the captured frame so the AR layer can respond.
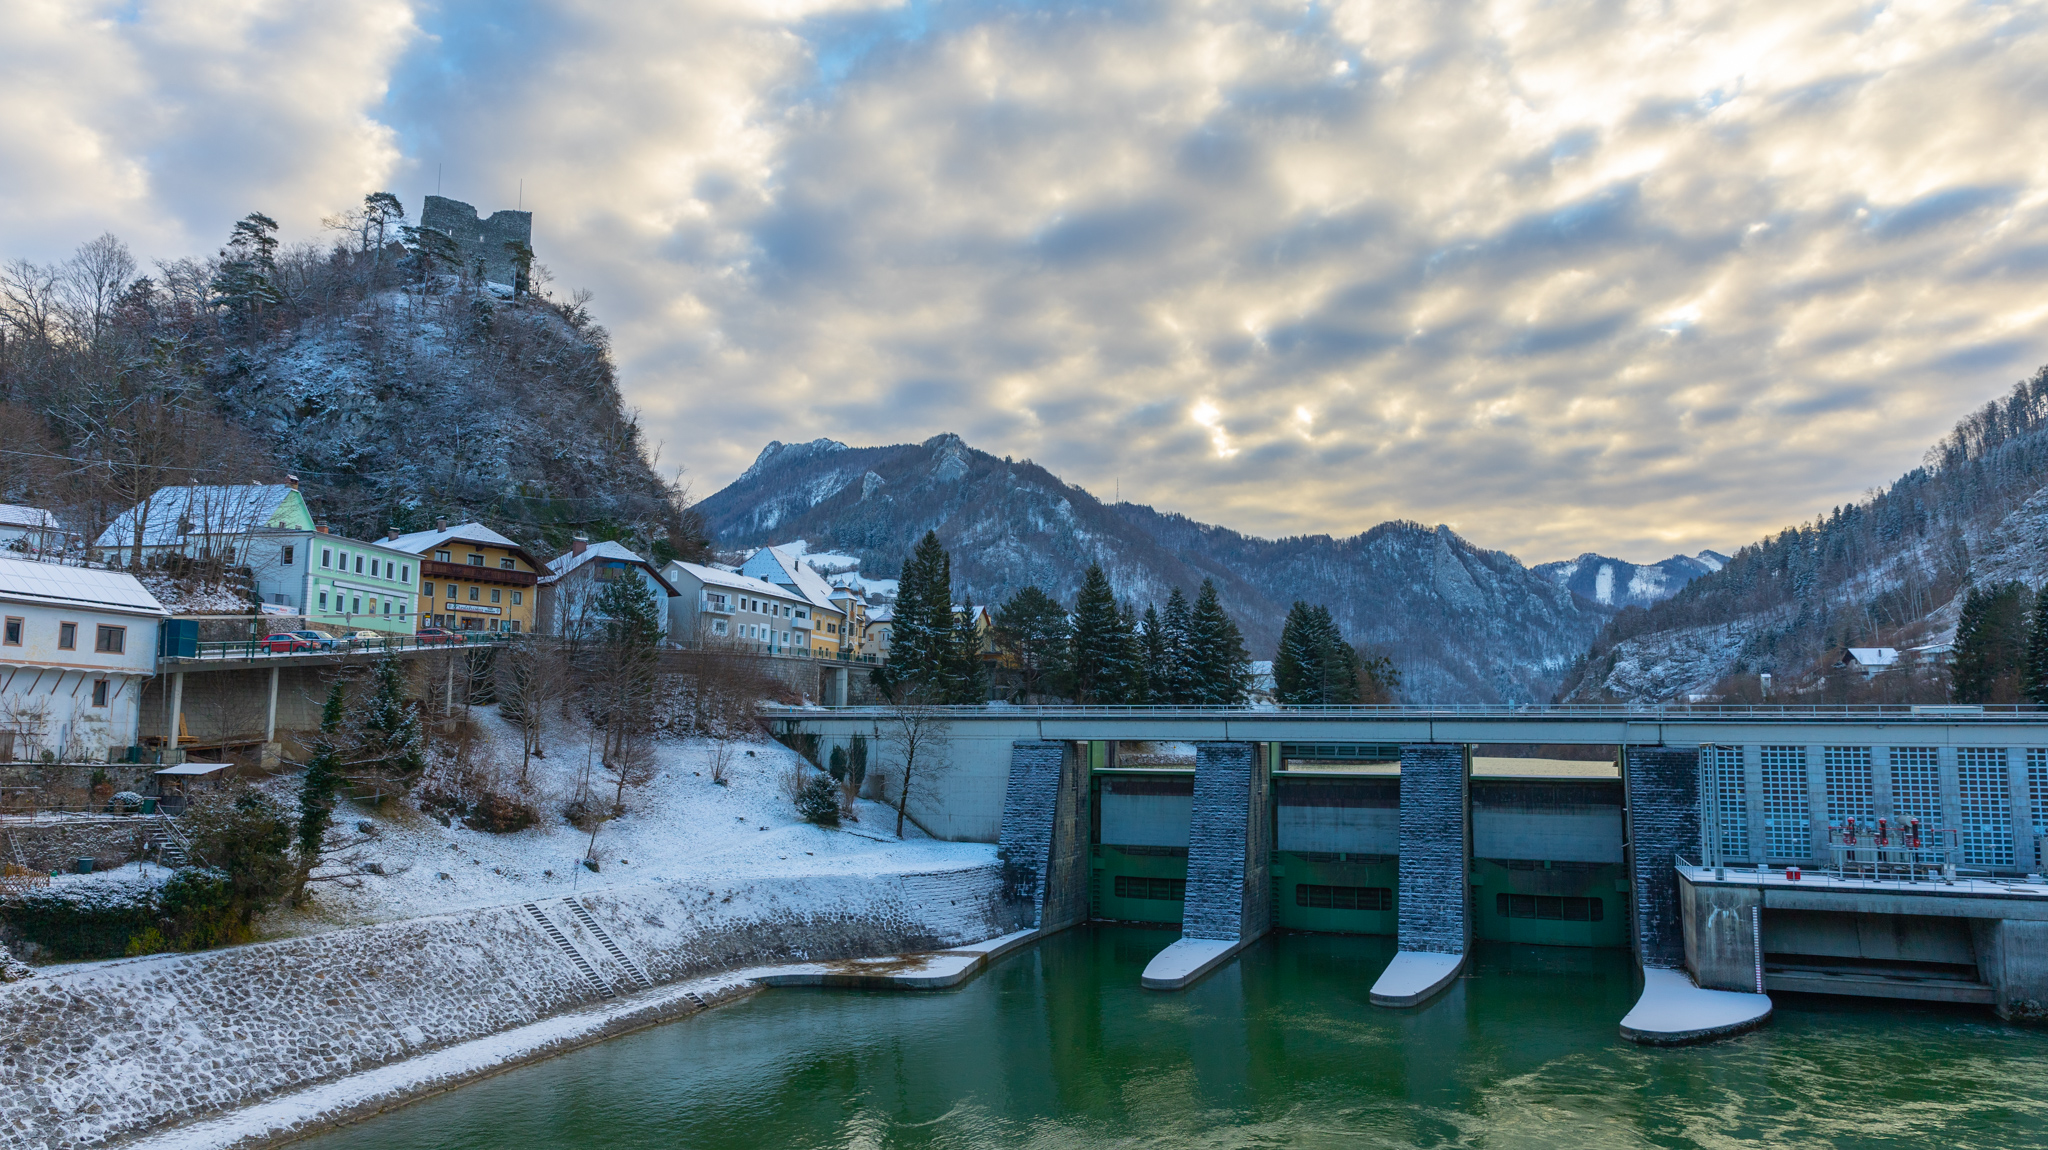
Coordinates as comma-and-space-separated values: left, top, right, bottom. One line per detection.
262, 706, 988, 936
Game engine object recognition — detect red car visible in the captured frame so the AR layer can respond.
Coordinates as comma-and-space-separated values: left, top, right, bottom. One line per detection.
262, 633, 316, 653
413, 627, 464, 646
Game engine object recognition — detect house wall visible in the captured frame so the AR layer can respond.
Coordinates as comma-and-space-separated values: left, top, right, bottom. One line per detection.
0, 601, 158, 760
411, 540, 539, 633
539, 562, 675, 640
248, 532, 419, 634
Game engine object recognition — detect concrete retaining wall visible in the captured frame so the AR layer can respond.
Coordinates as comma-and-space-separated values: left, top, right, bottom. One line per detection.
0, 819, 143, 874
1625, 748, 1701, 969
1397, 744, 1468, 955
1181, 743, 1268, 943
0, 863, 1003, 1149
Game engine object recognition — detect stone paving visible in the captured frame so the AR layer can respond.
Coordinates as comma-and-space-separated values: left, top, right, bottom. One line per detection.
0, 863, 1003, 1149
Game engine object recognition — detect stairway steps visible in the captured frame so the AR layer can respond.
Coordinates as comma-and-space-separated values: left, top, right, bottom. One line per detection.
523, 902, 615, 998
565, 897, 654, 989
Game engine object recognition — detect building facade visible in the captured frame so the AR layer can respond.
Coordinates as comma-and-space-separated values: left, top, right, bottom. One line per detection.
96, 482, 315, 568
246, 529, 420, 634
0, 556, 166, 761
385, 521, 542, 633
737, 547, 847, 658
662, 560, 818, 654
539, 538, 678, 639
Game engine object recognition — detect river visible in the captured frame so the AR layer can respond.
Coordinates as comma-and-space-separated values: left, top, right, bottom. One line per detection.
303, 927, 2048, 1149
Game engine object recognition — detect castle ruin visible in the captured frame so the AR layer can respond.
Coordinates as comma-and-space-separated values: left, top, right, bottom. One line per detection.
420, 195, 533, 290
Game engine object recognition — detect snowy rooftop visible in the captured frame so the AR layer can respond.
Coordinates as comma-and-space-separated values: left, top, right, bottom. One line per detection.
1841, 647, 1900, 666
95, 484, 306, 549
386, 521, 523, 556
665, 560, 808, 602
740, 546, 839, 611
0, 504, 62, 531
546, 540, 680, 595
0, 555, 167, 615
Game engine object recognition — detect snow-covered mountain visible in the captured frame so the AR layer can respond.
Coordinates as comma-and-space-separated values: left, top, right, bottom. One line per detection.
1531, 551, 1730, 610
697, 433, 1612, 702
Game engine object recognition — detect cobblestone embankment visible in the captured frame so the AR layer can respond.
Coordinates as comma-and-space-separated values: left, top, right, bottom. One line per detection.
0, 862, 1004, 1149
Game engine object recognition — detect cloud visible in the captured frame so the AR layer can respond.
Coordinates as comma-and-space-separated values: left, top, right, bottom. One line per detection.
5, 0, 2048, 565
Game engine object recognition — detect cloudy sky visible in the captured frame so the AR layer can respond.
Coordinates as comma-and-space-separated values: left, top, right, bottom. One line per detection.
6, 0, 2047, 564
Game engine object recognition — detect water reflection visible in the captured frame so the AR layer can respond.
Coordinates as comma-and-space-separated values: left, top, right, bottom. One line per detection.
304, 927, 2048, 1150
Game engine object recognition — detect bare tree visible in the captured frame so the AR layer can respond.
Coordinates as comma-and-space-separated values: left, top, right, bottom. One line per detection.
57, 234, 136, 347
878, 700, 950, 839
498, 638, 569, 785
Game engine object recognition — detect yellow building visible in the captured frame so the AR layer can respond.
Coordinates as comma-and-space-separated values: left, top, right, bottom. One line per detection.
384, 519, 543, 633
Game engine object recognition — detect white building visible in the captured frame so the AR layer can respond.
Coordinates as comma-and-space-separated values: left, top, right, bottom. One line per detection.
0, 504, 73, 558
243, 528, 421, 634
0, 556, 166, 761
538, 538, 678, 639
95, 481, 314, 567
662, 560, 818, 655
1836, 647, 1901, 677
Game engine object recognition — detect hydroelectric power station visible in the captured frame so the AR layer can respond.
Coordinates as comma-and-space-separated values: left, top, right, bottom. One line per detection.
775, 704, 2048, 1042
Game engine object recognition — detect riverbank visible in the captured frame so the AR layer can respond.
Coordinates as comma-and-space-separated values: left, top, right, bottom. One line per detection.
1, 861, 1007, 1149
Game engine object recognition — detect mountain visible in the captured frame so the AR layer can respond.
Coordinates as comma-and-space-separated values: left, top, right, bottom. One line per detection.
697, 434, 1613, 701
1556, 366, 2048, 702
1531, 551, 1730, 610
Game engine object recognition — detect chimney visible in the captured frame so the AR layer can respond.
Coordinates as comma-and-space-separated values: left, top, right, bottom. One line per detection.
571, 534, 589, 557
386, 527, 399, 541
434, 516, 448, 531
316, 524, 329, 535
285, 474, 299, 490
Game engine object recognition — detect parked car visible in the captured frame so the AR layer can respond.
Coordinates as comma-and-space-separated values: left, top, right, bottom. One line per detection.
413, 627, 463, 645
262, 632, 315, 653
339, 630, 388, 649
285, 630, 341, 650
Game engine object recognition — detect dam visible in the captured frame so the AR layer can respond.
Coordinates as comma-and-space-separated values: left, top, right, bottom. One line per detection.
777, 704, 2048, 1038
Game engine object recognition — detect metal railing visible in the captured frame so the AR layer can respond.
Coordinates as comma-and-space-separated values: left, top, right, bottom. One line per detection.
165, 631, 522, 663
1826, 823, 1960, 883
763, 701, 2048, 721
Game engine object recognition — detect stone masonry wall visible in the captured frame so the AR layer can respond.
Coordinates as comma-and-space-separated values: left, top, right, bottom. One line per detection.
1183, 742, 1266, 942
421, 195, 534, 287
1626, 746, 1701, 969
0, 864, 1002, 1150
0, 820, 143, 874
997, 741, 1072, 930
1397, 744, 1468, 955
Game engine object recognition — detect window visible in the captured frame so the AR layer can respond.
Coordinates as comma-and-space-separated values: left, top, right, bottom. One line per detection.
354, 556, 363, 574
282, 545, 294, 566
2031, 750, 2047, 853
795, 608, 807, 619
384, 601, 392, 616
94, 624, 124, 654
1296, 884, 1392, 911
467, 554, 484, 566
400, 565, 410, 583
505, 620, 518, 633
319, 592, 328, 610
490, 589, 501, 604
57, 622, 76, 650
469, 586, 479, 601
435, 550, 451, 562
1113, 875, 1186, 901
352, 596, 362, 613
1824, 746, 1874, 828
1710, 746, 1747, 859
596, 561, 626, 582
91, 679, 109, 706
1958, 748, 2013, 867
1891, 747, 1941, 826
2, 617, 20, 645
511, 591, 522, 605
1497, 894, 1604, 921
499, 557, 514, 569
1760, 745, 1809, 860
713, 619, 728, 636
423, 582, 435, 597
322, 548, 332, 568
446, 583, 456, 599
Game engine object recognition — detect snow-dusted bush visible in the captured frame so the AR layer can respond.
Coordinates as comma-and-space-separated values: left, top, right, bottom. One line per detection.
3, 881, 161, 960
795, 775, 840, 826
0, 942, 30, 981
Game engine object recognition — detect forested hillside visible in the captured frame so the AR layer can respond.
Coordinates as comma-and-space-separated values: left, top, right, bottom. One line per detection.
0, 204, 700, 561
1556, 367, 2048, 702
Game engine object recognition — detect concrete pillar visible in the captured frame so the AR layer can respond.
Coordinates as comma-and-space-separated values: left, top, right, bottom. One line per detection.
1677, 871, 1763, 992
1939, 745, 1962, 844
1141, 741, 1270, 990
832, 666, 849, 707
1625, 746, 1702, 970
1805, 743, 1829, 864
445, 655, 457, 717
996, 740, 1089, 934
265, 665, 280, 742
2009, 747, 2032, 876
1873, 745, 1895, 823
1971, 918, 2048, 1022
1368, 744, 1467, 1007
1741, 745, 1765, 866
166, 672, 184, 750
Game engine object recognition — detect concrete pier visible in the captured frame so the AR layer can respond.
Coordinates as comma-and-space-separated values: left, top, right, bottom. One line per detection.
1371, 744, 1468, 1007
996, 740, 1090, 934
1144, 742, 1270, 990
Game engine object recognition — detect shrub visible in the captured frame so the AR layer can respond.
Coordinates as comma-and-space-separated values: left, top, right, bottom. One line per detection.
3, 883, 161, 960
465, 792, 539, 834
796, 774, 840, 826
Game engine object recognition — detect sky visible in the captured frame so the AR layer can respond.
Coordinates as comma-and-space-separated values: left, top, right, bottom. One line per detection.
5, 0, 2048, 566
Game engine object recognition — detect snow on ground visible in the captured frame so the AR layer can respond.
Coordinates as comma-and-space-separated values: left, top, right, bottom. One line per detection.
776, 539, 899, 602
268, 706, 988, 935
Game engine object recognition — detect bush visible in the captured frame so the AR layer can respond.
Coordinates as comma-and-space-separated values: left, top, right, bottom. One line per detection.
465, 792, 539, 834
795, 774, 840, 826
2, 884, 160, 960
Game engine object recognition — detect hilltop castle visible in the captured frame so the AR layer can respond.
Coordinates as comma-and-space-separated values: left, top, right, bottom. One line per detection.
421, 195, 533, 290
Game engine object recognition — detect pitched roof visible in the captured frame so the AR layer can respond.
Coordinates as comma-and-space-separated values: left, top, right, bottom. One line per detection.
739, 546, 839, 611
0, 556, 166, 615
665, 561, 807, 601
385, 521, 522, 555
0, 504, 62, 531
1842, 647, 1900, 666
95, 484, 308, 549
546, 540, 680, 596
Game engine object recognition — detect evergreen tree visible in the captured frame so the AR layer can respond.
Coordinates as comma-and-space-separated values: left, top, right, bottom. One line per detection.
1273, 602, 1321, 704
209, 212, 280, 334
293, 679, 347, 897
994, 585, 1073, 700
1069, 564, 1130, 703
2026, 587, 2048, 705
882, 531, 956, 699
1140, 605, 1170, 703
1184, 579, 1251, 705
350, 655, 425, 798
1952, 581, 2033, 702
1118, 600, 1149, 704
950, 598, 991, 703
1158, 587, 1195, 704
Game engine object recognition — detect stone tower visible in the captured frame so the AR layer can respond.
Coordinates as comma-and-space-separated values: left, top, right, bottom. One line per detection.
420, 195, 534, 289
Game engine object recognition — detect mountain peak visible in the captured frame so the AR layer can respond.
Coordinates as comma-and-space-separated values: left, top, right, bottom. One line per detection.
740, 438, 848, 483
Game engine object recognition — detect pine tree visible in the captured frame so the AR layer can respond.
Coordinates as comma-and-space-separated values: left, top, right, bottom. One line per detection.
2026, 586, 2048, 705
293, 679, 347, 897
1185, 579, 1251, 705
351, 655, 425, 799
1118, 600, 1148, 704
1312, 606, 1362, 705
1158, 587, 1195, 704
1140, 605, 1170, 703
1069, 564, 1129, 703
1273, 602, 1320, 704
994, 585, 1072, 700
209, 212, 280, 334
950, 598, 991, 703
882, 531, 956, 700
1953, 581, 2032, 702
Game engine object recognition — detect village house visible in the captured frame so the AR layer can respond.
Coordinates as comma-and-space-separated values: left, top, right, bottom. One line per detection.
95, 481, 314, 568
385, 519, 543, 633
661, 559, 813, 654
539, 537, 678, 639
1835, 647, 1901, 678
829, 582, 872, 660
0, 555, 166, 762
245, 527, 420, 634
863, 604, 894, 660
737, 546, 848, 658
0, 504, 73, 558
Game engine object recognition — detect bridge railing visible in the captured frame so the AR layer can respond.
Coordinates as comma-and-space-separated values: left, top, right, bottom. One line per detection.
164, 632, 522, 664
763, 701, 2047, 721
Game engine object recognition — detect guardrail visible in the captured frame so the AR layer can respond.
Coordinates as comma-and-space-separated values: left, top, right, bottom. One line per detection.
763, 701, 2048, 720
165, 632, 522, 663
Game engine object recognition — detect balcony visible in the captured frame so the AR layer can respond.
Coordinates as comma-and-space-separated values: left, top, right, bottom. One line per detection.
421, 559, 536, 586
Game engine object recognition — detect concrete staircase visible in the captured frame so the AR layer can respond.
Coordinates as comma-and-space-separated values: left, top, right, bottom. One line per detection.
144, 816, 189, 867
523, 902, 616, 998
566, 897, 654, 990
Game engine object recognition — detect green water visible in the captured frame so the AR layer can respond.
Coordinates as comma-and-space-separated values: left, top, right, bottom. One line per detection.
305, 928, 2048, 1149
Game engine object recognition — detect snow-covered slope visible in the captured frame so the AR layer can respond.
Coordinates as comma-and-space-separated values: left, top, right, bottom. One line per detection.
1531, 551, 1729, 609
